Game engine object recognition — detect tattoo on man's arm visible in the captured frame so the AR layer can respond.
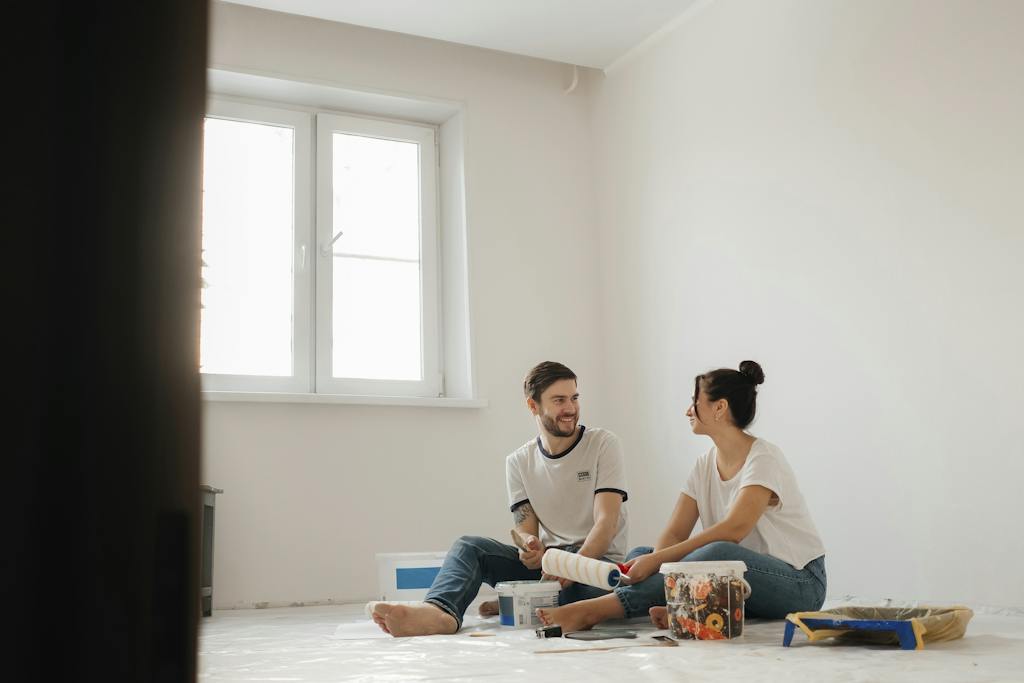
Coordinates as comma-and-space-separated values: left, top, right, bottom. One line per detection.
514, 503, 535, 525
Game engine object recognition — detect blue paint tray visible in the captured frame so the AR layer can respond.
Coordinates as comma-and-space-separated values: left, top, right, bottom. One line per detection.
783, 606, 973, 650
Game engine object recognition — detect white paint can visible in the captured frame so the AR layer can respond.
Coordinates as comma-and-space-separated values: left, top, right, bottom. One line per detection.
495, 580, 560, 628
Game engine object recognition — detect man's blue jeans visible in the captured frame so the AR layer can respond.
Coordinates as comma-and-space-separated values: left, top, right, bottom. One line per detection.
613, 542, 827, 620
424, 535, 618, 629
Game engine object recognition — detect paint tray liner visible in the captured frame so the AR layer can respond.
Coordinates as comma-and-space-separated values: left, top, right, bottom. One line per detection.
784, 606, 974, 650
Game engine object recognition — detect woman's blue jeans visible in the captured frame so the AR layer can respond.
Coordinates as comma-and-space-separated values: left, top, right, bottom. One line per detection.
613, 542, 827, 620
423, 535, 618, 629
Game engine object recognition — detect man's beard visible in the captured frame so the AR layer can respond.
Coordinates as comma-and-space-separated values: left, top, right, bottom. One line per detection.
540, 413, 577, 438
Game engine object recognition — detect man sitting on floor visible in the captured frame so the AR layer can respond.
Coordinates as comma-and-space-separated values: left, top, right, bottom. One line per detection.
369, 360, 630, 636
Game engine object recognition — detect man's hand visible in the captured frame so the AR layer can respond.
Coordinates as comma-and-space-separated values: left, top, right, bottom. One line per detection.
620, 551, 663, 585
541, 571, 574, 589
518, 534, 544, 570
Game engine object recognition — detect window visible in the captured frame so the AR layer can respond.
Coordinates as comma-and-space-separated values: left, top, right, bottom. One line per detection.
201, 98, 441, 397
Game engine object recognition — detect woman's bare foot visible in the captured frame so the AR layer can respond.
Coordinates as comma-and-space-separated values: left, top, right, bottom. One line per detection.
649, 606, 669, 629
367, 601, 458, 637
535, 602, 601, 634
478, 600, 499, 617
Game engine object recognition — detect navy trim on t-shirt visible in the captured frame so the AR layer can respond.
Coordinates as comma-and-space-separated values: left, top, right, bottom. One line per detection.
594, 487, 628, 503
537, 425, 587, 459
510, 498, 531, 513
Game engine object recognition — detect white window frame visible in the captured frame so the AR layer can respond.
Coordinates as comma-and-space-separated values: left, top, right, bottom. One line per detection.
314, 113, 442, 397
200, 96, 443, 398
200, 98, 312, 393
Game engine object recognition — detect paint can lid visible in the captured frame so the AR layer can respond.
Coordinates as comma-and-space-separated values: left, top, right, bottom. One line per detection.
495, 580, 560, 595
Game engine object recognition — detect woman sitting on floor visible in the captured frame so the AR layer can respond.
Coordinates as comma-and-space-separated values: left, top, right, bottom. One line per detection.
538, 360, 826, 632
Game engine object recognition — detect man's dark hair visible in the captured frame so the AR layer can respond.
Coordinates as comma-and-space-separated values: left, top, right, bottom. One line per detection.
523, 361, 577, 402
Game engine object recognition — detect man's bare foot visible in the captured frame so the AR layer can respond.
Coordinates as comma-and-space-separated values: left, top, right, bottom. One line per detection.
649, 606, 669, 629
535, 603, 600, 634
367, 601, 458, 637
478, 600, 499, 617
366, 601, 391, 634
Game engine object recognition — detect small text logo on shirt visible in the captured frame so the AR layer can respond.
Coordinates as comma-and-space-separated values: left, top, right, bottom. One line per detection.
577, 471, 591, 482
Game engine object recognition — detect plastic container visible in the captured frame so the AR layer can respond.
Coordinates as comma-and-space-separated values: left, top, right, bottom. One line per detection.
661, 561, 751, 640
375, 552, 447, 601
495, 580, 560, 628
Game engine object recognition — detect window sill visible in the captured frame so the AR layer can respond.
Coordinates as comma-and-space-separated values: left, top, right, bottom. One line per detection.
201, 391, 488, 408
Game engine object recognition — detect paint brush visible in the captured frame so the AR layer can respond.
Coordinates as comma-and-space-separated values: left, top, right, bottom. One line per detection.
511, 528, 541, 551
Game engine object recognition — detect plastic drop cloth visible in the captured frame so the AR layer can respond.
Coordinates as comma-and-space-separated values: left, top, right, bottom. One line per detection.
786, 606, 974, 648
198, 601, 1024, 682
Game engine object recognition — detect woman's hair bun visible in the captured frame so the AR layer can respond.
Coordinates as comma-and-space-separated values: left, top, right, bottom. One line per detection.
738, 360, 765, 386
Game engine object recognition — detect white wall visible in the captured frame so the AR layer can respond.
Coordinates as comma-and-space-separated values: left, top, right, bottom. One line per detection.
203, 2, 609, 607
207, 0, 1024, 611
588, 0, 1024, 608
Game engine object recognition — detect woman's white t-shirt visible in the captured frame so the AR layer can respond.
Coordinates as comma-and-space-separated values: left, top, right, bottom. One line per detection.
682, 438, 825, 570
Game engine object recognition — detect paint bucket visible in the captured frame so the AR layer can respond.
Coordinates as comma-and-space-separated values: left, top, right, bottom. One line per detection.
660, 561, 751, 640
495, 580, 560, 628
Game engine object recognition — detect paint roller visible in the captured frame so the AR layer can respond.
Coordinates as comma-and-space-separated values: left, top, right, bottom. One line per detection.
540, 548, 630, 591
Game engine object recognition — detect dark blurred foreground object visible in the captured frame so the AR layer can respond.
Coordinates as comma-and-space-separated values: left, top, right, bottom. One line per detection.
9, 2, 209, 681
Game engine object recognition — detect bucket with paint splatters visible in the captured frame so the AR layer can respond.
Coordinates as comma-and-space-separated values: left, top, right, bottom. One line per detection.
495, 580, 560, 628
661, 561, 751, 640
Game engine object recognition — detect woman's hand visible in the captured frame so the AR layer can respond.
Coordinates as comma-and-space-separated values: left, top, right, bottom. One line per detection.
620, 552, 663, 585
649, 606, 670, 629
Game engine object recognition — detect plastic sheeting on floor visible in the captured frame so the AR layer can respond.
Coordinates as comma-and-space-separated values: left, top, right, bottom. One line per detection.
198, 601, 1024, 682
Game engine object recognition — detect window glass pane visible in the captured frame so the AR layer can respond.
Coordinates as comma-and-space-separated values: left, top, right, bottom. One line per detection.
331, 133, 420, 261
200, 117, 294, 376
332, 257, 421, 381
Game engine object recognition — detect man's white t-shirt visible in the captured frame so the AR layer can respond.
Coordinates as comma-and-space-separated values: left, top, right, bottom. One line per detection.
682, 438, 825, 570
506, 426, 629, 562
